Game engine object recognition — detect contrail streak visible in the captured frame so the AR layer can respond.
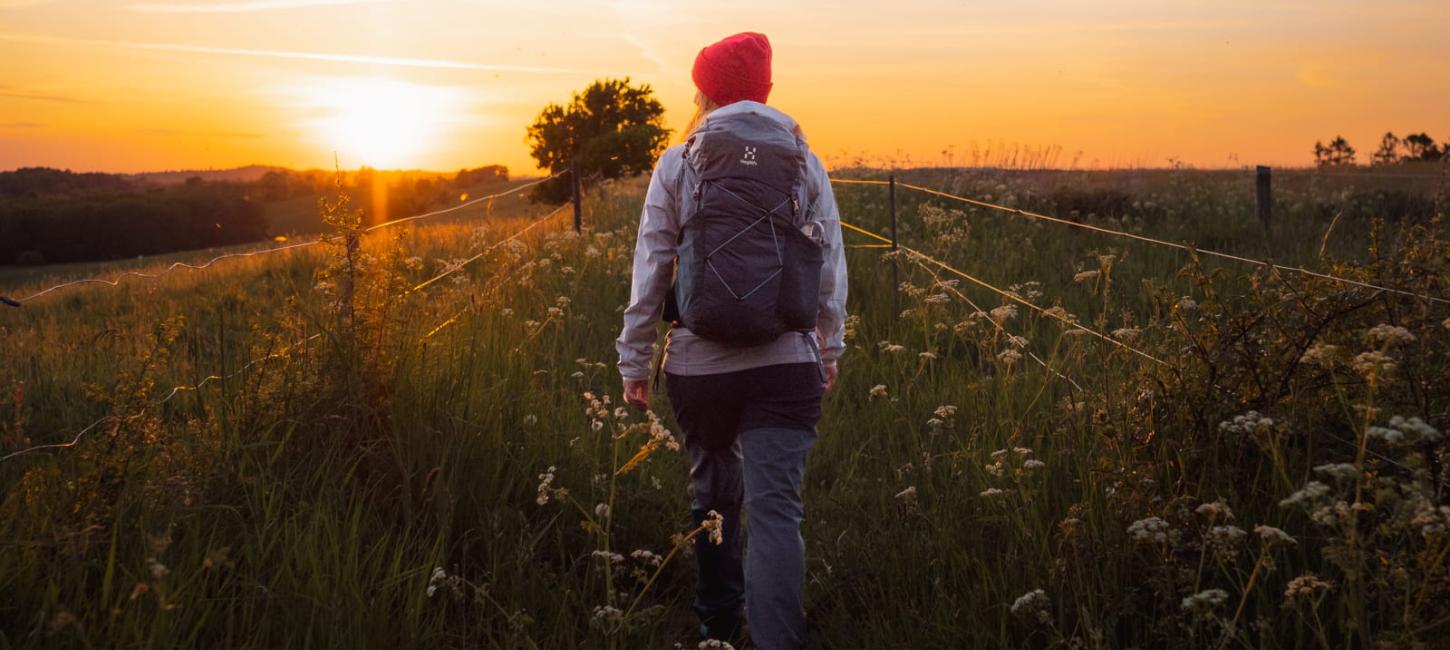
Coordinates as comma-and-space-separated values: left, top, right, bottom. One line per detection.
129, 0, 388, 13
0, 31, 607, 75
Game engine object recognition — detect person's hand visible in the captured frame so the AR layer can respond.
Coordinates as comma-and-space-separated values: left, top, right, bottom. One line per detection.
624, 379, 650, 410
822, 364, 838, 392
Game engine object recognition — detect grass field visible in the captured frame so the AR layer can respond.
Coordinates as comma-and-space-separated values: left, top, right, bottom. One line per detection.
1, 167, 1446, 648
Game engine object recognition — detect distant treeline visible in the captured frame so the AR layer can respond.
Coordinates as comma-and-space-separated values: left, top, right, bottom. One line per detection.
0, 165, 510, 266
0, 173, 266, 266
1313, 131, 1450, 166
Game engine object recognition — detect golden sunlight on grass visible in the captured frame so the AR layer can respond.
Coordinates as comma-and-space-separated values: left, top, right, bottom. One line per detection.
301, 76, 461, 169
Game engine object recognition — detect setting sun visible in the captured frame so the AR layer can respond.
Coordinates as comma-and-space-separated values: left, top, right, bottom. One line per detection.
301, 77, 461, 169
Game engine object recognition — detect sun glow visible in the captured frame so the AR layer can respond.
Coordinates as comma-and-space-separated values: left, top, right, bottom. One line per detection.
302, 77, 461, 168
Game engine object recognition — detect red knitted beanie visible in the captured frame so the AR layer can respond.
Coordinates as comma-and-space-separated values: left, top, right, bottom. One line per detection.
691, 32, 773, 106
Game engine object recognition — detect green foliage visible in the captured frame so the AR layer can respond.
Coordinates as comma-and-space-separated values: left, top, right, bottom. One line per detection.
0, 168, 1446, 648
525, 78, 671, 203
0, 174, 268, 265
1314, 136, 1357, 167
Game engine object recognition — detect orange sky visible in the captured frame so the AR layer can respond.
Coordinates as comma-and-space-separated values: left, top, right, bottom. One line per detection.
2, 0, 1447, 174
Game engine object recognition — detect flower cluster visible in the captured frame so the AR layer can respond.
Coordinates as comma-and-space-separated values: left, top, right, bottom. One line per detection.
1009, 588, 1053, 625
702, 510, 725, 545
1127, 516, 1172, 544
536, 466, 568, 506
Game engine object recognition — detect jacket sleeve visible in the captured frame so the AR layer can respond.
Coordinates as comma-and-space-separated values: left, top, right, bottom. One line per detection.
810, 156, 848, 368
615, 149, 683, 381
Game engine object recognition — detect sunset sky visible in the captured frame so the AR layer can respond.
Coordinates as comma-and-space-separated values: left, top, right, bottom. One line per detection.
2, 0, 1447, 174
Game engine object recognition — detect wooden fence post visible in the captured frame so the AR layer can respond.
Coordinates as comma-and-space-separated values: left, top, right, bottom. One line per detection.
889, 174, 900, 313
1256, 165, 1273, 256
571, 160, 582, 234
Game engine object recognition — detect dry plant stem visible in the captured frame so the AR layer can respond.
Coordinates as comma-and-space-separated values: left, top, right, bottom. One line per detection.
621, 525, 710, 622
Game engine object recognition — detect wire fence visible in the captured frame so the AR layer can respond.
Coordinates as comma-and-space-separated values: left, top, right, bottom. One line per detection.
881, 179, 1447, 305
0, 193, 574, 463
1, 171, 567, 307
832, 176, 1442, 477
3, 162, 1444, 467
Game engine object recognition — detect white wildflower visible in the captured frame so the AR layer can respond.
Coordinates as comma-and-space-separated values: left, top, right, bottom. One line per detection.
592, 605, 623, 622
1022, 459, 1046, 471
1312, 463, 1360, 482
1309, 501, 1353, 527
1181, 588, 1229, 614
1299, 343, 1340, 368
869, 384, 888, 399
1111, 327, 1141, 341
1219, 411, 1277, 436
147, 558, 169, 579
1388, 415, 1440, 442
1205, 525, 1247, 549
1009, 589, 1053, 625
702, 510, 725, 545
895, 486, 917, 501
997, 348, 1022, 365
980, 487, 1007, 498
630, 549, 663, 567
536, 466, 558, 506
1127, 516, 1171, 544
594, 503, 611, 520
426, 566, 446, 598
1284, 574, 1333, 599
989, 304, 1018, 322
1351, 350, 1396, 378
590, 550, 624, 563
1365, 323, 1416, 346
1195, 500, 1235, 521
1073, 270, 1100, 283
1279, 481, 1331, 509
1253, 525, 1297, 546
1367, 425, 1404, 444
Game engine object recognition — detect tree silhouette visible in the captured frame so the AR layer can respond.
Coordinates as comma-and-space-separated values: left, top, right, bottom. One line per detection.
1371, 132, 1401, 166
1313, 136, 1356, 166
525, 78, 671, 203
1402, 133, 1443, 162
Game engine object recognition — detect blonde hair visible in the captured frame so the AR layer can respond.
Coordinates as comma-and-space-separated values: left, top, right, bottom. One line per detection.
680, 90, 720, 143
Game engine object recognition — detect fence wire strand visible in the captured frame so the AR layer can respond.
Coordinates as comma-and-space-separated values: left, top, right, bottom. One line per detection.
872, 180, 1447, 306
840, 219, 1168, 366
897, 249, 1085, 391
0, 202, 571, 464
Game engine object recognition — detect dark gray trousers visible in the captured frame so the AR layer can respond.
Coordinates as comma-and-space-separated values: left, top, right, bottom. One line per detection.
666, 362, 822, 650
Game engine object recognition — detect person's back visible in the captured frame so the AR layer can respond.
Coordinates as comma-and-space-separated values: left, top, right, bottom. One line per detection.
614, 32, 847, 650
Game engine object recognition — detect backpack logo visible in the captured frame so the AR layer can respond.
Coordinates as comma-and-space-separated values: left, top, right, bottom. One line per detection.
740, 146, 758, 166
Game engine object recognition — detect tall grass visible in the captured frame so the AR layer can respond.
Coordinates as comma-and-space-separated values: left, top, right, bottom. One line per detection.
0, 169, 1446, 648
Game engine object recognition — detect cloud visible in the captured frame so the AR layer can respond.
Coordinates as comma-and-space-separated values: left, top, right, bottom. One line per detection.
0, 85, 94, 104
0, 121, 43, 128
0, 31, 615, 75
138, 128, 263, 138
0, 0, 55, 7
127, 0, 618, 13
128, 0, 385, 12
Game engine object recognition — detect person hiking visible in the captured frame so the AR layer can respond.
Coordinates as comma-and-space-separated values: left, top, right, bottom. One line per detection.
615, 31, 848, 650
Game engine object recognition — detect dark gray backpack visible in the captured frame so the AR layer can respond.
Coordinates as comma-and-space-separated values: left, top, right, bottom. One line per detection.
663, 109, 824, 347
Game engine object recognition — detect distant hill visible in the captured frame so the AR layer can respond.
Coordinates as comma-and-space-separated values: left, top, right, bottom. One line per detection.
129, 165, 288, 186
0, 167, 137, 198
1, 164, 518, 265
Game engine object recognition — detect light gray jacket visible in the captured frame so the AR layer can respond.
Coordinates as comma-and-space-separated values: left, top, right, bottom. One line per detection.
615, 101, 848, 381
